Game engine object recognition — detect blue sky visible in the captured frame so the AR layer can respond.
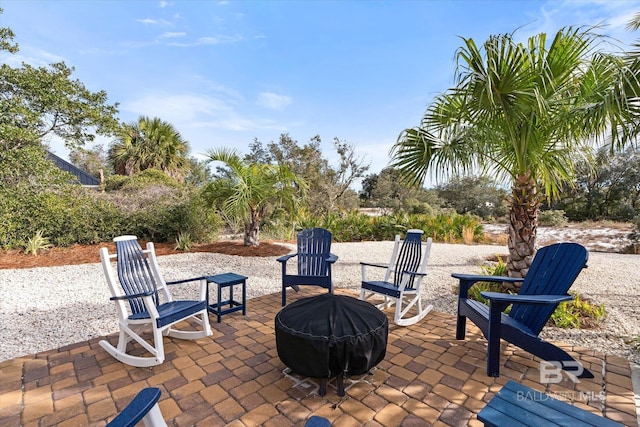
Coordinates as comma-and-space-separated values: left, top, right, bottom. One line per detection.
2, 0, 640, 185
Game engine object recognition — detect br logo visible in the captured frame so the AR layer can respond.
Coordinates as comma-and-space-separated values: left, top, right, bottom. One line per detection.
540, 361, 585, 383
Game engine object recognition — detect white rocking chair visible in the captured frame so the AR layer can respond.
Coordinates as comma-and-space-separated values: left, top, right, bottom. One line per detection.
359, 230, 433, 326
99, 235, 212, 367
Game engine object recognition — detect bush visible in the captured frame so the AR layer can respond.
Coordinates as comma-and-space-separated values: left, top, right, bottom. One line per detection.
550, 292, 606, 329
0, 186, 125, 248
538, 210, 568, 226
297, 210, 484, 243
468, 256, 509, 304
0, 168, 221, 249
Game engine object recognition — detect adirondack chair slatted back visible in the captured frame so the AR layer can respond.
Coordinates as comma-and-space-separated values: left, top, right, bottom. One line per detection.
115, 237, 160, 315
509, 242, 588, 335
297, 228, 332, 276
392, 231, 423, 291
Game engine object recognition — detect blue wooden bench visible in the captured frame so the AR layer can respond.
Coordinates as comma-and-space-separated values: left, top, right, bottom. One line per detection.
477, 380, 623, 426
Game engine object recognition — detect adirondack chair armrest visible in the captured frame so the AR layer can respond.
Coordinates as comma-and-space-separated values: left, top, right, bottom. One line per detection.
481, 291, 574, 305
401, 270, 426, 277
110, 290, 155, 301
453, 273, 524, 298
277, 253, 297, 263
166, 276, 208, 300
360, 262, 387, 269
165, 276, 207, 286
452, 273, 524, 284
326, 254, 338, 264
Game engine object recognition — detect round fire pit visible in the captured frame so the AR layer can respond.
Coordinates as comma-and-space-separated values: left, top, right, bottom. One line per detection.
275, 293, 388, 396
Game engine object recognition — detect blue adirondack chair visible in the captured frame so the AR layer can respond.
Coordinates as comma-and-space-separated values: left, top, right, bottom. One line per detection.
99, 235, 212, 367
107, 387, 166, 427
453, 242, 592, 378
277, 228, 338, 306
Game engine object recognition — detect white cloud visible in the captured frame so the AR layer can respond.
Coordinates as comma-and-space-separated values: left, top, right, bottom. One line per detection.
122, 93, 288, 133
0, 47, 64, 67
159, 32, 186, 39
196, 35, 244, 45
256, 92, 293, 110
136, 18, 173, 27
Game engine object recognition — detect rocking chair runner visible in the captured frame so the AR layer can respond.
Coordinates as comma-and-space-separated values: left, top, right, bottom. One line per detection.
278, 228, 338, 306
359, 230, 433, 326
454, 242, 592, 378
99, 235, 212, 367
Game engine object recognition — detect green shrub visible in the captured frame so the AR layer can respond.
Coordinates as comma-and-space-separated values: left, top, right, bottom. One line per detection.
538, 209, 568, 226
104, 169, 181, 191
469, 256, 509, 305
550, 292, 606, 329
24, 230, 52, 255
297, 210, 483, 243
174, 231, 193, 251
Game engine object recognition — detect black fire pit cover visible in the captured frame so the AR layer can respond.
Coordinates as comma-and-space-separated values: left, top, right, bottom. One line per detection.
275, 293, 388, 379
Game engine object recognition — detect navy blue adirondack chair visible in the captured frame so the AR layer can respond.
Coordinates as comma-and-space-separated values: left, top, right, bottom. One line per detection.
453, 242, 592, 378
99, 235, 212, 367
107, 387, 167, 427
278, 228, 338, 306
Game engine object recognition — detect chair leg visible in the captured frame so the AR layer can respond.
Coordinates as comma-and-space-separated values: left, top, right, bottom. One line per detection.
456, 315, 467, 340
282, 284, 286, 306
487, 303, 502, 377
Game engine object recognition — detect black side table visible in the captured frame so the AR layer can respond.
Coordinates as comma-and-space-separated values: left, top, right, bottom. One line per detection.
205, 273, 247, 323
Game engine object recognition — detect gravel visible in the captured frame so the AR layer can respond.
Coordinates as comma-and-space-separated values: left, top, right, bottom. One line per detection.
1, 241, 639, 364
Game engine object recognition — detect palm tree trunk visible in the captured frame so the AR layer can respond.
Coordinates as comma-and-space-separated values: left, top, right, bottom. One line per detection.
505, 173, 541, 289
244, 209, 260, 246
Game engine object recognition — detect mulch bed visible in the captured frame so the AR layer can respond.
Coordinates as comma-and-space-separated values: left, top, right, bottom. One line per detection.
0, 240, 292, 269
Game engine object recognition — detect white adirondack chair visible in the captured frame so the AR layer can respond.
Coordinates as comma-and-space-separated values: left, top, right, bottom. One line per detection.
360, 230, 433, 326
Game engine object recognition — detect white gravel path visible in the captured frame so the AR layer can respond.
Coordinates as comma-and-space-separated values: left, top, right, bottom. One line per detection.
1, 241, 639, 365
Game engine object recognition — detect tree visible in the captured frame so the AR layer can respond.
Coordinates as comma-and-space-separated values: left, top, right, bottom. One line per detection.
203, 148, 306, 246
436, 176, 508, 219
69, 145, 110, 180
391, 27, 639, 280
109, 116, 191, 182
549, 145, 640, 221
0, 13, 119, 151
360, 167, 441, 214
248, 134, 369, 214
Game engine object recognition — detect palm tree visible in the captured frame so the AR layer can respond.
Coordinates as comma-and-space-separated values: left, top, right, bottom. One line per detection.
109, 116, 190, 181
203, 148, 306, 246
391, 27, 638, 282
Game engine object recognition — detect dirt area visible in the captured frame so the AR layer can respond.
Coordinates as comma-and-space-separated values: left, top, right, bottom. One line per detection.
0, 240, 292, 269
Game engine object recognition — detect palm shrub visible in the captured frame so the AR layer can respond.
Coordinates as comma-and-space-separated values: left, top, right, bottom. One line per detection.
24, 230, 52, 255
391, 27, 639, 280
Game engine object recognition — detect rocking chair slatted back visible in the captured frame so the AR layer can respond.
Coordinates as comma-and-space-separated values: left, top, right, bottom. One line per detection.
391, 231, 423, 291
297, 228, 332, 277
509, 242, 588, 335
115, 237, 160, 315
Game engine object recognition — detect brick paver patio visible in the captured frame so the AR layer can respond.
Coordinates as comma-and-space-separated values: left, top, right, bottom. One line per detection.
1, 288, 637, 426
